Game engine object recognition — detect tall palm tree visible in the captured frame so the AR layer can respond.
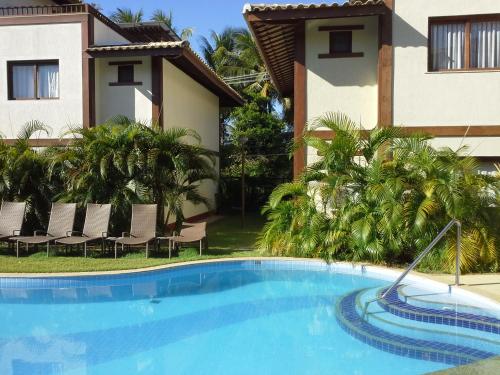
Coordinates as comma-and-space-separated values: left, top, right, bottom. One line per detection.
110, 8, 144, 24
200, 27, 247, 76
151, 9, 193, 40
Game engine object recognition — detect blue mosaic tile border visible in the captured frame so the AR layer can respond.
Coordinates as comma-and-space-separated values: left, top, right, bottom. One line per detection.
378, 287, 500, 335
336, 290, 496, 366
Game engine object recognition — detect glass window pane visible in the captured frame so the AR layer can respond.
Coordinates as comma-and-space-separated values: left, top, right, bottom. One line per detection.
330, 31, 352, 54
12, 65, 35, 99
431, 23, 465, 70
471, 21, 500, 68
37, 64, 59, 98
118, 65, 134, 83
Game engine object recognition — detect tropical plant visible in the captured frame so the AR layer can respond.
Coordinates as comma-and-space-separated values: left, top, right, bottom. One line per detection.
50, 118, 216, 233
110, 7, 144, 24
258, 112, 500, 273
0, 121, 61, 232
151, 9, 193, 40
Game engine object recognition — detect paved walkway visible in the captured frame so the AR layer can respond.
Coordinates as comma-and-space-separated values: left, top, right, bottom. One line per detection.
417, 272, 500, 303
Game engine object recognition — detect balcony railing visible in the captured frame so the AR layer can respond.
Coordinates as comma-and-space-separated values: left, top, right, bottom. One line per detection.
0, 5, 88, 17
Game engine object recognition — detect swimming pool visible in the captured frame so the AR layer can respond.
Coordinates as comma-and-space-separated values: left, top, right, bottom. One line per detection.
0, 260, 499, 375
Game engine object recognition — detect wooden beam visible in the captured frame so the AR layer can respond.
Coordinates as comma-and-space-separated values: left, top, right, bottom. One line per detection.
309, 125, 500, 139
377, 0, 393, 127
151, 56, 164, 127
246, 4, 387, 23
82, 13, 95, 128
293, 22, 306, 179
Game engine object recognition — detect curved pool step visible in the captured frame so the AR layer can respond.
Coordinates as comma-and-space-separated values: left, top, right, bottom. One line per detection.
355, 290, 500, 354
336, 290, 496, 366
377, 287, 500, 335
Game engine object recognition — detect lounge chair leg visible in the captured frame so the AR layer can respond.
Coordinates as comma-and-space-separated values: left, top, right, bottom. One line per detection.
114, 242, 118, 259
47, 242, 50, 257
16, 241, 19, 258
168, 240, 171, 259
199, 240, 202, 256
84, 242, 87, 258
146, 242, 149, 258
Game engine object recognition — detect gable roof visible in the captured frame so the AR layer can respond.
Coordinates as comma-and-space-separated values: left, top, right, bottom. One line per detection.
119, 22, 181, 43
87, 41, 243, 106
243, 1, 388, 96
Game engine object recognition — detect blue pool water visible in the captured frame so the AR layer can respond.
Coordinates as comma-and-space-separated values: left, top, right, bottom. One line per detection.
0, 260, 498, 375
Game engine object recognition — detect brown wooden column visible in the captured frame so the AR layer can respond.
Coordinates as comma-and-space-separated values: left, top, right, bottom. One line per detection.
378, 0, 393, 127
293, 21, 307, 179
82, 12, 95, 128
151, 56, 164, 127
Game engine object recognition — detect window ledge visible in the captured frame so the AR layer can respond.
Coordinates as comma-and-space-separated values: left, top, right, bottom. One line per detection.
427, 69, 500, 74
318, 52, 364, 59
8, 97, 60, 101
109, 82, 143, 86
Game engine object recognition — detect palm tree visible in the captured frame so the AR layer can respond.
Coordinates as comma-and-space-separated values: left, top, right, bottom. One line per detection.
110, 8, 144, 24
0, 121, 60, 233
51, 118, 217, 234
258, 112, 500, 273
200, 27, 247, 76
151, 9, 193, 40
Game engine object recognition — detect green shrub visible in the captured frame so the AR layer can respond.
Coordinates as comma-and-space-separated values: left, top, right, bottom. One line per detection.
258, 113, 500, 273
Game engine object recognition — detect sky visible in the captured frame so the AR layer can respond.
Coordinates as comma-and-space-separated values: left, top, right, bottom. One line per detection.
95, 0, 319, 53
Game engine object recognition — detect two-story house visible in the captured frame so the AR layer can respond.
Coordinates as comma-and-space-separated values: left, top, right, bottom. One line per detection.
244, 0, 500, 177
0, 0, 243, 220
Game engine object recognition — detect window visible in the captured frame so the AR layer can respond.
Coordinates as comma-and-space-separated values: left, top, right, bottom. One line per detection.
118, 65, 134, 83
429, 16, 500, 71
8, 60, 59, 100
108, 61, 143, 86
330, 31, 353, 54
317, 25, 364, 59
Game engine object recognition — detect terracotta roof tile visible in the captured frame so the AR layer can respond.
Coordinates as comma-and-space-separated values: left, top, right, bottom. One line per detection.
87, 41, 188, 52
243, 1, 384, 13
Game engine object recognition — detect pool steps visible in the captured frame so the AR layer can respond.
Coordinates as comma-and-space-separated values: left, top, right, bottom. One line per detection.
336, 286, 500, 366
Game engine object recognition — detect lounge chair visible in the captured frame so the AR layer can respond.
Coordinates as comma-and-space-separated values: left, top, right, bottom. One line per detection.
55, 203, 111, 257
14, 203, 76, 257
113, 204, 157, 259
169, 222, 207, 257
0, 201, 26, 244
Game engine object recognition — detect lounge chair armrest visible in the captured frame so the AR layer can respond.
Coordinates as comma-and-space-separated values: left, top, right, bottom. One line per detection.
101, 231, 108, 238
122, 232, 130, 237
34, 230, 47, 236
12, 229, 21, 236
182, 222, 197, 227
67, 230, 81, 237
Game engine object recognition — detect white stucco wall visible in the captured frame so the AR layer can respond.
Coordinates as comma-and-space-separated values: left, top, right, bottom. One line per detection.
93, 19, 129, 46
305, 16, 379, 129
0, 22, 83, 138
393, 0, 500, 126
305, 16, 379, 165
163, 60, 220, 219
95, 57, 153, 124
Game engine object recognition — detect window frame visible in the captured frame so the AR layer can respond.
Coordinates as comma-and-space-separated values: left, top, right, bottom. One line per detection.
108, 60, 143, 86
7, 60, 60, 100
428, 14, 500, 72
317, 25, 365, 59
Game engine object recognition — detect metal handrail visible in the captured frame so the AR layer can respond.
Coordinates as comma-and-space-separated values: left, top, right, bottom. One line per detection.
362, 219, 462, 317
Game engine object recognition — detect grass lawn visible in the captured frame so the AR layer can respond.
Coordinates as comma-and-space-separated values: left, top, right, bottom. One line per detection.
0, 214, 266, 274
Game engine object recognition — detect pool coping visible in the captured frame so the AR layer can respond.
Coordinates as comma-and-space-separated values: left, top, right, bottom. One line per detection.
0, 257, 499, 311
